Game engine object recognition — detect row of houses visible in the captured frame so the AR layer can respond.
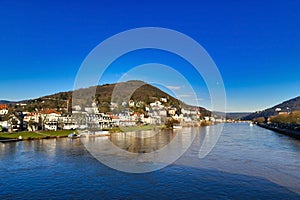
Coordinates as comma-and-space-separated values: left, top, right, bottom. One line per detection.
0, 97, 208, 132
71, 99, 204, 128
0, 108, 76, 132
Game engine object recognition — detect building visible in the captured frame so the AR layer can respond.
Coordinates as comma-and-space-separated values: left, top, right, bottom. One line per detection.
110, 115, 120, 126
40, 109, 60, 122
143, 116, 159, 124
160, 98, 167, 103
150, 101, 164, 111
159, 110, 167, 116
58, 114, 78, 130
168, 108, 177, 115
128, 100, 135, 107
0, 120, 9, 130
44, 121, 58, 131
7, 113, 24, 132
0, 104, 8, 115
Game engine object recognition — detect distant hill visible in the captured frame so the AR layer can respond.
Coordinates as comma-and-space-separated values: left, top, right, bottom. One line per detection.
8, 80, 211, 116
212, 112, 250, 120
226, 112, 252, 120
242, 96, 300, 120
0, 100, 15, 104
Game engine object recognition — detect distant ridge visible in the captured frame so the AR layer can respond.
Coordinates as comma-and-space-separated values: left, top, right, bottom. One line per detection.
242, 96, 300, 120
0, 100, 15, 104
226, 112, 252, 120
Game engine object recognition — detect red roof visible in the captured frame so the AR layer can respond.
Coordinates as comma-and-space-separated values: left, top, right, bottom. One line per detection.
26, 112, 35, 116
40, 109, 60, 115
0, 104, 8, 110
110, 115, 120, 119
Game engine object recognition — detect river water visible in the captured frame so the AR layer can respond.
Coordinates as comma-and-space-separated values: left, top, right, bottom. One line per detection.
1, 123, 300, 199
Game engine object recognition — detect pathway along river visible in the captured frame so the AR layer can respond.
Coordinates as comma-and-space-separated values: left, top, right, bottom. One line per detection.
1, 123, 300, 199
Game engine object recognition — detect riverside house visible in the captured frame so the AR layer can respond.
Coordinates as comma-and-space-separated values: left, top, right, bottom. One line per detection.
0, 104, 9, 115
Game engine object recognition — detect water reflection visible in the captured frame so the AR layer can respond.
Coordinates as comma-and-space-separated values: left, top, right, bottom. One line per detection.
81, 127, 197, 173
109, 130, 176, 153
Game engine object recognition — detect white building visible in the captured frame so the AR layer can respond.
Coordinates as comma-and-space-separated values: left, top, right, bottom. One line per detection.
168, 108, 177, 115
0, 104, 9, 115
160, 98, 167, 103
73, 105, 82, 111
145, 106, 150, 112
44, 121, 58, 131
159, 110, 167, 116
0, 121, 9, 129
128, 100, 135, 107
181, 108, 191, 115
110, 115, 120, 126
143, 116, 159, 124
150, 101, 164, 110
85, 107, 99, 114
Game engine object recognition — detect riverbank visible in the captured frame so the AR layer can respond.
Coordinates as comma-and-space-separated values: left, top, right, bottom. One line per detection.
257, 123, 300, 139
0, 125, 162, 143
0, 130, 74, 142
0, 123, 213, 143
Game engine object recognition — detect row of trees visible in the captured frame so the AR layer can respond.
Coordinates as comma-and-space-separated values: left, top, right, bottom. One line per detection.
269, 110, 300, 124
253, 110, 300, 125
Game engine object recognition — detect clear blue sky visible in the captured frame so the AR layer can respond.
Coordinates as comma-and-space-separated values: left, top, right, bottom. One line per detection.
1, 0, 300, 112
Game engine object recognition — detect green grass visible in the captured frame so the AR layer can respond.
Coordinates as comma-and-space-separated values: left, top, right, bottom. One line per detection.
0, 130, 77, 140
0, 126, 162, 140
103, 127, 121, 133
0, 132, 43, 140
40, 130, 76, 137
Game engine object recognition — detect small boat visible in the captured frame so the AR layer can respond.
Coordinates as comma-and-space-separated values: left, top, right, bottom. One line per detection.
250, 122, 254, 126
94, 130, 110, 136
173, 124, 183, 129
68, 132, 81, 138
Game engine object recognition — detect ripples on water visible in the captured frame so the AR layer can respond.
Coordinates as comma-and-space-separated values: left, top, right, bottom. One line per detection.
0, 123, 300, 199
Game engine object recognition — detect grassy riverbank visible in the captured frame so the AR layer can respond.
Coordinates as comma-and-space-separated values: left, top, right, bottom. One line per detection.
0, 125, 161, 141
0, 124, 179, 141
0, 130, 74, 140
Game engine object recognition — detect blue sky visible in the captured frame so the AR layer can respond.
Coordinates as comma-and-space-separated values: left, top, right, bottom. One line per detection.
0, 0, 300, 112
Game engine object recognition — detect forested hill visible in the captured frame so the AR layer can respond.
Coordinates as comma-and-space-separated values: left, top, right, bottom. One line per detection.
242, 96, 300, 120
6, 80, 211, 116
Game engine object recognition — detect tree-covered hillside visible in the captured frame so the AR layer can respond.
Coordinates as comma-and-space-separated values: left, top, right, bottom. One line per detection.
6, 80, 211, 116
242, 96, 300, 120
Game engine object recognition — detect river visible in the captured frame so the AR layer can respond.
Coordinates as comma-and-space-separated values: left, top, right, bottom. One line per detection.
1, 123, 300, 199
